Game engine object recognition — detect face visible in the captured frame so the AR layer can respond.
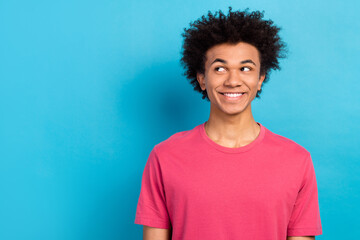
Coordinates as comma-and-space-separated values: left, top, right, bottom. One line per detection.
197, 42, 265, 117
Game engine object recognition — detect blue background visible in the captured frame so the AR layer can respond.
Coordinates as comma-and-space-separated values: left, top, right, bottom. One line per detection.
1, 0, 359, 239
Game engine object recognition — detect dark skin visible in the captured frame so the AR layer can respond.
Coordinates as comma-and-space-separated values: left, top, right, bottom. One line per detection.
143, 226, 171, 240
196, 42, 265, 148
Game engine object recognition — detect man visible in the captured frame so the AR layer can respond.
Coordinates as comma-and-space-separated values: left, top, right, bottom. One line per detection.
134, 7, 322, 240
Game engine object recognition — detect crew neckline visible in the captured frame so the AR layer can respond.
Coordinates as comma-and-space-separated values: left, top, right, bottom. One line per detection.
198, 121, 266, 153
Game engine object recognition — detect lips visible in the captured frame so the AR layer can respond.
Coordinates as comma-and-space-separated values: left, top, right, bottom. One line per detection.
220, 92, 245, 94
220, 92, 245, 97
224, 93, 243, 96
219, 92, 245, 101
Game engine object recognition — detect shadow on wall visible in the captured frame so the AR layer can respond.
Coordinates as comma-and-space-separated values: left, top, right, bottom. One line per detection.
117, 60, 201, 137
78, 60, 205, 239
79, 178, 154, 239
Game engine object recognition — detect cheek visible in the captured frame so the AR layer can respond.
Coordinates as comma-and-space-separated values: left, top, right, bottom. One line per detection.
204, 76, 217, 89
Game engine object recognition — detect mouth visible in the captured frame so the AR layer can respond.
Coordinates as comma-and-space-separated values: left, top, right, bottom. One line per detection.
220, 92, 245, 97
219, 92, 245, 101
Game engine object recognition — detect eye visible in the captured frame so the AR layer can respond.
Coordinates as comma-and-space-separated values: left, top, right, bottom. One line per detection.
241, 66, 252, 72
215, 66, 226, 72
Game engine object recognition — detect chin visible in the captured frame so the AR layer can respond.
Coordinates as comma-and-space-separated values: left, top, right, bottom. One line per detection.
219, 107, 246, 116
211, 100, 249, 115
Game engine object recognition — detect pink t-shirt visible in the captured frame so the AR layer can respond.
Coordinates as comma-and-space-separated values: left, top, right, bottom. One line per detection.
134, 122, 322, 239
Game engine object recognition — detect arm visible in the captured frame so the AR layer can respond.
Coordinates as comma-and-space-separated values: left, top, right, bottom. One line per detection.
287, 237, 315, 240
143, 225, 171, 240
287, 154, 322, 238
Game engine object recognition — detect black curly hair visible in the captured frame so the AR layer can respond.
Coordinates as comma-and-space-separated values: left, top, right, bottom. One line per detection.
180, 7, 287, 100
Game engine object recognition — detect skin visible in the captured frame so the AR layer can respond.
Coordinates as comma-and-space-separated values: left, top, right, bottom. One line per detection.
143, 225, 171, 240
196, 41, 266, 148
143, 42, 315, 240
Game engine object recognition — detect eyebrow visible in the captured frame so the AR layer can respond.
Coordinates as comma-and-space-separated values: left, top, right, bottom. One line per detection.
210, 58, 257, 66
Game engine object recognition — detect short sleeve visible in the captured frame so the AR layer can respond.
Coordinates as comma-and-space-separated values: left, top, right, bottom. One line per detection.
287, 153, 323, 236
134, 147, 171, 229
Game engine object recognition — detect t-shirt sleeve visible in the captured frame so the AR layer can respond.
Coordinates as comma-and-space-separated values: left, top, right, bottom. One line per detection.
134, 147, 171, 229
287, 153, 323, 236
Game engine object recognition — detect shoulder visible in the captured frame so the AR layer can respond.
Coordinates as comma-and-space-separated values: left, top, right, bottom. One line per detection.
152, 124, 200, 155
263, 126, 310, 158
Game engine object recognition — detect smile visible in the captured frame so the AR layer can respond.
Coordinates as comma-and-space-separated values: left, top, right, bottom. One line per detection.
222, 93, 243, 97
220, 92, 245, 100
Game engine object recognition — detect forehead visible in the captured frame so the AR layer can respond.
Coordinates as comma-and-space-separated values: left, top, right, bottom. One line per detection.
205, 42, 261, 65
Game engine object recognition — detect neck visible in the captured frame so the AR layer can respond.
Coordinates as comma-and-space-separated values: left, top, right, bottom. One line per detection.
204, 105, 261, 148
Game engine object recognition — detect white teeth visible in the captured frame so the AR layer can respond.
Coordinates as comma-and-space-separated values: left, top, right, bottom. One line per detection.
223, 93, 243, 97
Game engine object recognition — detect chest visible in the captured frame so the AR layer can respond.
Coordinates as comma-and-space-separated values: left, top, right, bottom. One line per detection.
163, 152, 301, 217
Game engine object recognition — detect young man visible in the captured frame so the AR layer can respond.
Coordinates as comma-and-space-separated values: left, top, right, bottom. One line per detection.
134, 7, 323, 240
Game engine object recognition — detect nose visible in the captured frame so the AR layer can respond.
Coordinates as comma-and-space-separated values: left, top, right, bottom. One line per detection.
224, 69, 242, 87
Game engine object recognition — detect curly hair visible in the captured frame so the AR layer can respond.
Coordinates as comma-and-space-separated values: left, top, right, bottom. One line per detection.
180, 7, 287, 100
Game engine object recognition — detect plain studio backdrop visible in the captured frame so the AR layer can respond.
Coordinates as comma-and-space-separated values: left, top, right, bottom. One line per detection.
0, 0, 359, 239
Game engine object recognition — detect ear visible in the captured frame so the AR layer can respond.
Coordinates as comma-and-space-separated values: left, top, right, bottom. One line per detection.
257, 74, 266, 91
196, 72, 206, 91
